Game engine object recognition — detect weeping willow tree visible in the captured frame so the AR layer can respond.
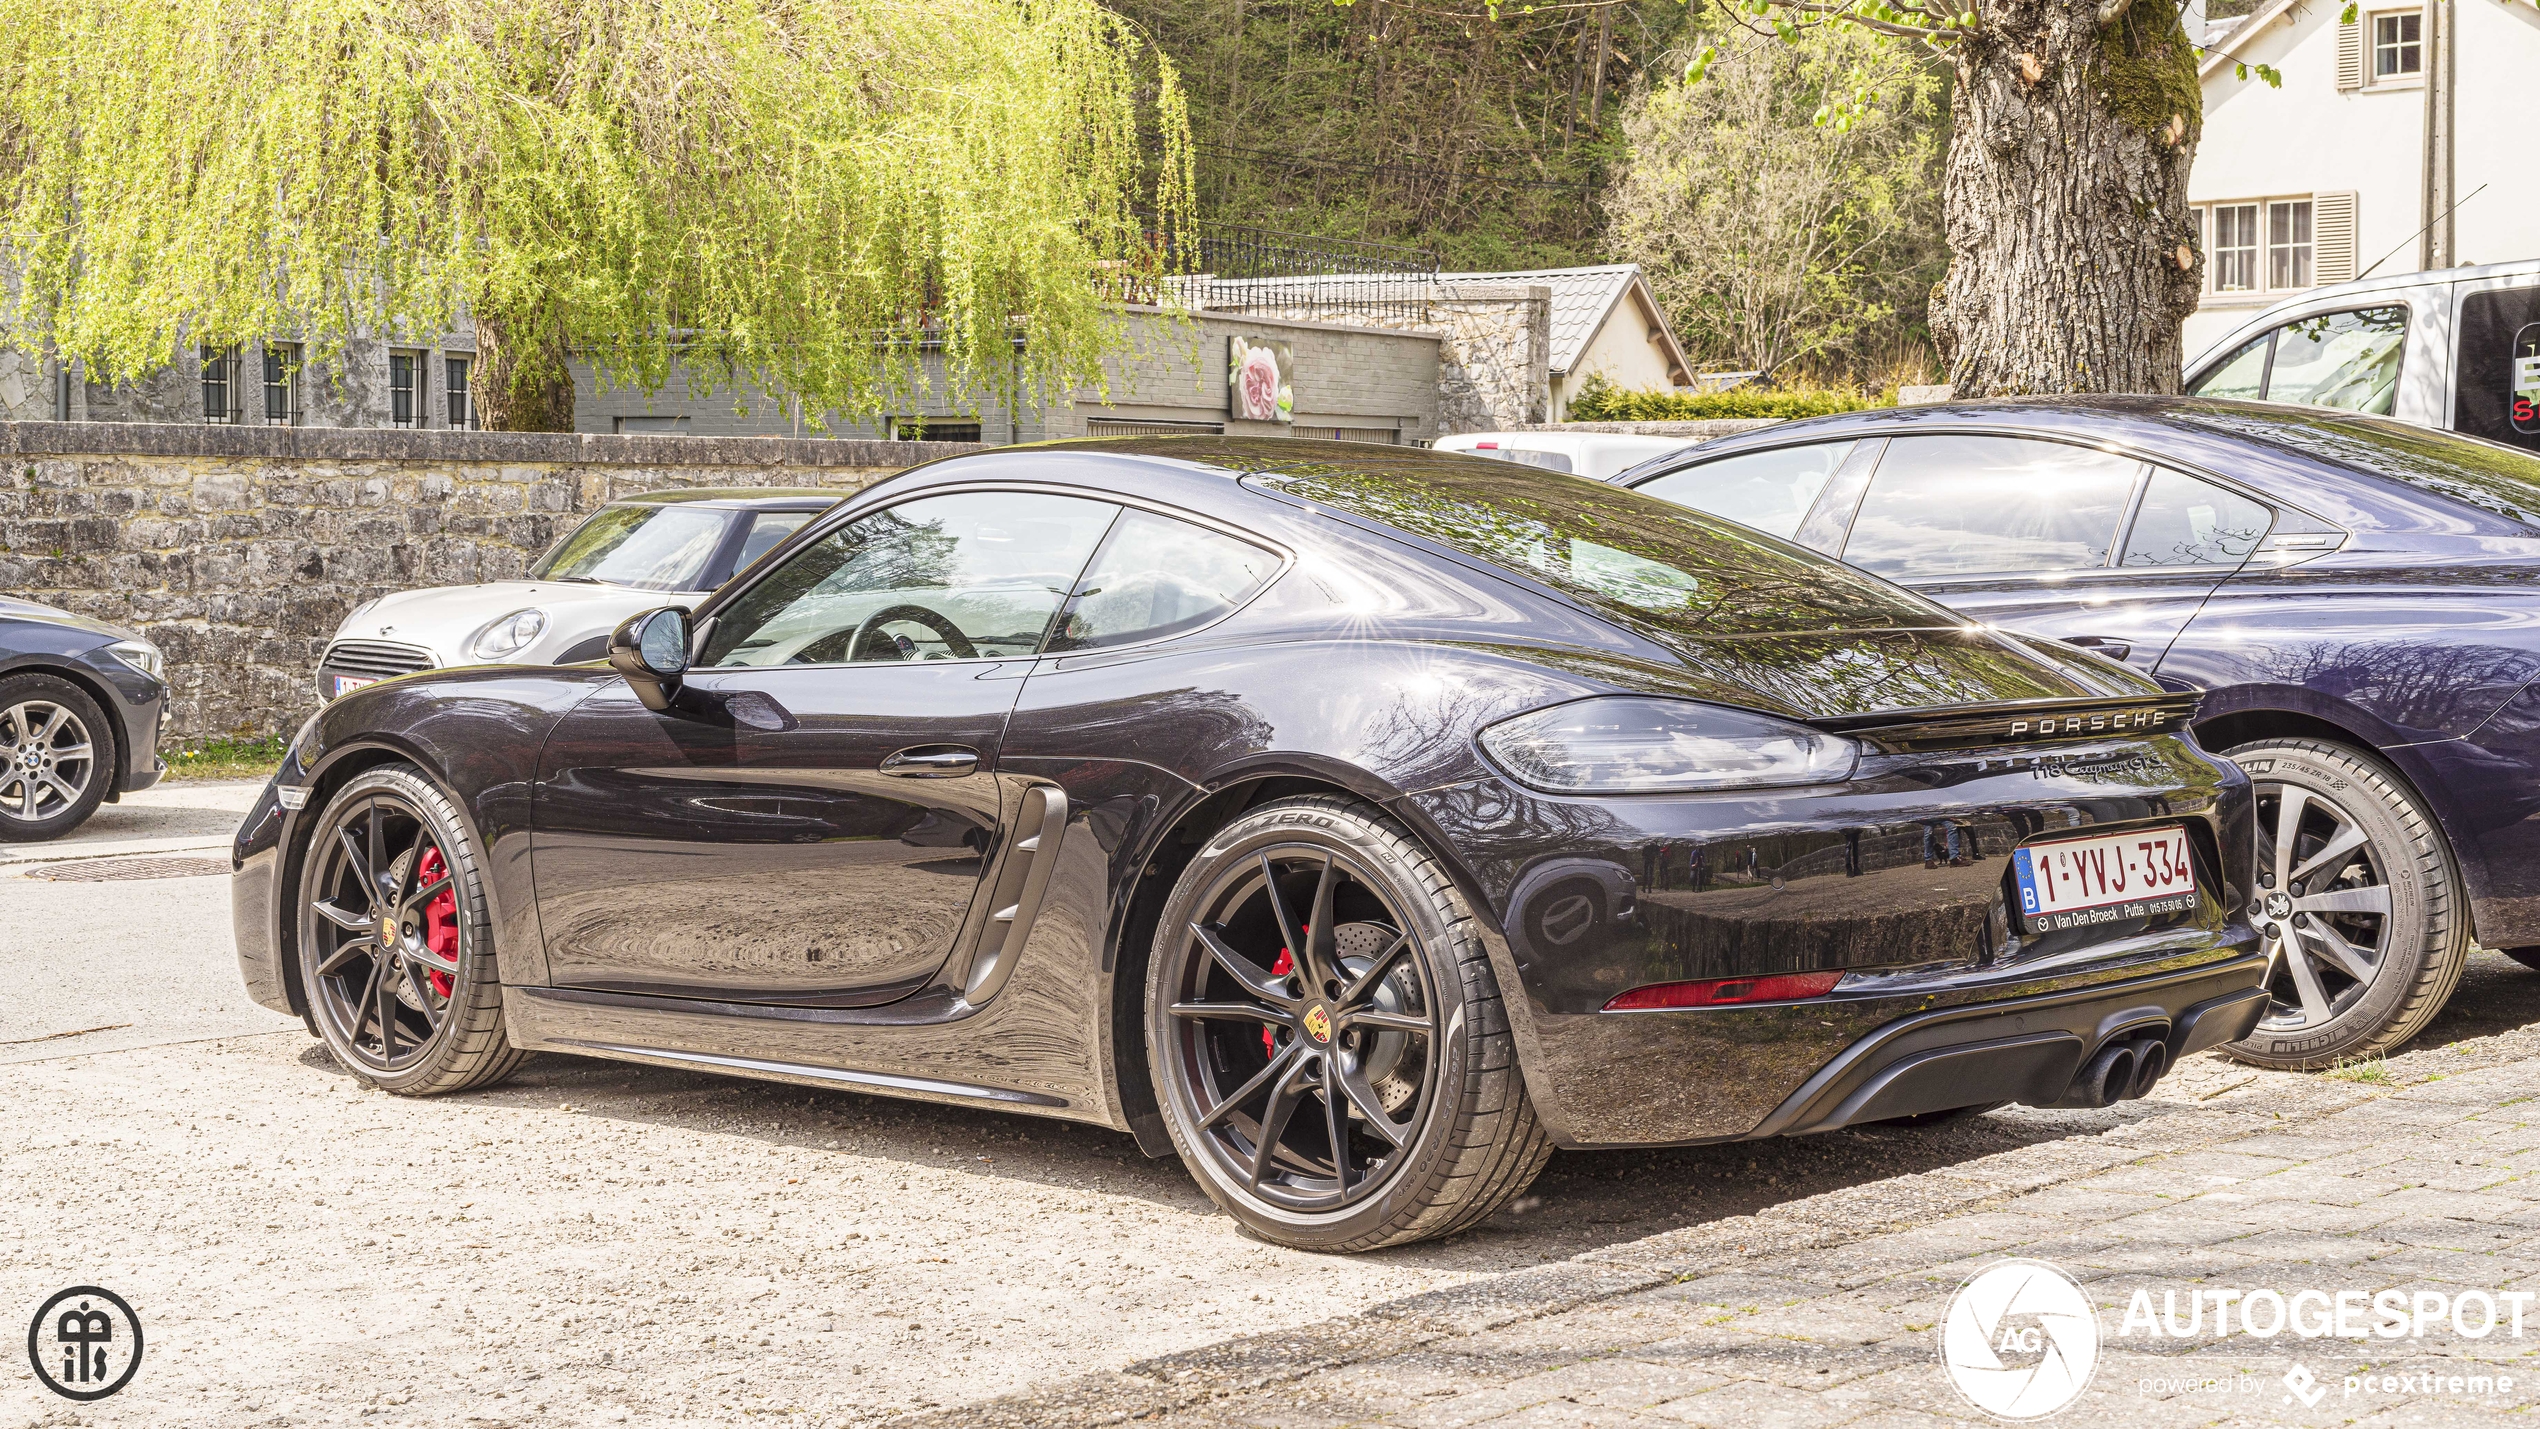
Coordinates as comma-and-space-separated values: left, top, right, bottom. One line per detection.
0, 0, 1192, 430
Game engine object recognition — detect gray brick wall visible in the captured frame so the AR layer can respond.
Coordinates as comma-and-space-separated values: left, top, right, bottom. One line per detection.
0, 422, 962, 742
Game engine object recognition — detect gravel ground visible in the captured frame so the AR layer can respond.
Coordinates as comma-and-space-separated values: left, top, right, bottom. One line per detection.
11, 787, 2539, 1429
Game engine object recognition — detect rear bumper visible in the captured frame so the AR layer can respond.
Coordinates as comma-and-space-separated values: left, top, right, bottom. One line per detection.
1752, 953, 2269, 1138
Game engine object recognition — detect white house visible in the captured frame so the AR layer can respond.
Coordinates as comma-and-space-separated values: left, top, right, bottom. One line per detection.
2185, 0, 2540, 356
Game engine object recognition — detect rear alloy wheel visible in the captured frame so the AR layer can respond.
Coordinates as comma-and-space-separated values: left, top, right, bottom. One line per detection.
0, 674, 114, 841
298, 765, 527, 1094
2224, 738, 2468, 1069
1147, 796, 1550, 1252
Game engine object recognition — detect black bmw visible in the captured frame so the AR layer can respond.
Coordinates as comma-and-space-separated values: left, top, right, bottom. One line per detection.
232, 439, 2268, 1251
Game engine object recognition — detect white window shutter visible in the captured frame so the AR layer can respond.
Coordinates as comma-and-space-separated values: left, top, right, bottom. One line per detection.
2337, 17, 2364, 89
2314, 192, 2360, 283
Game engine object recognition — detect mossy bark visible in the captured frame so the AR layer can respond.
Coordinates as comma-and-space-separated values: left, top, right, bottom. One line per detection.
1928, 0, 2203, 395
473, 310, 577, 433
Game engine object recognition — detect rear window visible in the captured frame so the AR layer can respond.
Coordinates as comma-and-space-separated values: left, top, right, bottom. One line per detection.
1245, 449, 1958, 637
2170, 403, 2540, 530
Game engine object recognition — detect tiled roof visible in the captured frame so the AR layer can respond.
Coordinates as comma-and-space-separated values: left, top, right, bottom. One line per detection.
1437, 264, 1664, 375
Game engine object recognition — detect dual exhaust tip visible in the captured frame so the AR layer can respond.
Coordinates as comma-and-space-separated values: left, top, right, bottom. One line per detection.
2053, 1033, 2170, 1108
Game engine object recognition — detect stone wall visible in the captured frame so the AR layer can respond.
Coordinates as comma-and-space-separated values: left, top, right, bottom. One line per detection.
0, 422, 965, 743
1220, 284, 1550, 437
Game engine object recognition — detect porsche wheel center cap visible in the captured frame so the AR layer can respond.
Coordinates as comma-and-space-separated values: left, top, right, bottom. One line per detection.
380, 916, 400, 946
1302, 1004, 1334, 1044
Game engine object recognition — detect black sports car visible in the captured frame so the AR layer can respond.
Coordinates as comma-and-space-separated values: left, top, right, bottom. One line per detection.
1, 596, 168, 839
232, 438, 2267, 1250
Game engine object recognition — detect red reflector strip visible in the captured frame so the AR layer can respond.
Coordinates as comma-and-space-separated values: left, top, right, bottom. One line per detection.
1602, 970, 1844, 1012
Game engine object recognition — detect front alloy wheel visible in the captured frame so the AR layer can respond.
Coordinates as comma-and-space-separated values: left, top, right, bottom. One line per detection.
298, 766, 527, 1094
1148, 796, 1549, 1251
0, 674, 113, 840
2225, 738, 2468, 1068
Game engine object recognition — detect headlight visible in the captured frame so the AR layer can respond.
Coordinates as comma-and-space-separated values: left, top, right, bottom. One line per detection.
470, 608, 548, 660
1480, 697, 1858, 794
106, 638, 164, 681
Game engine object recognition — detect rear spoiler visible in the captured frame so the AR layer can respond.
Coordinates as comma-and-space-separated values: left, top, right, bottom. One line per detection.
1809, 693, 2205, 755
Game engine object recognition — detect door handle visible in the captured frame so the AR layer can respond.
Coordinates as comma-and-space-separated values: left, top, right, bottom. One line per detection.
2063, 636, 2133, 662
880, 745, 981, 778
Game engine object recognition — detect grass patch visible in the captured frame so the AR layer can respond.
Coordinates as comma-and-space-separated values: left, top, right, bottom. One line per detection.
163, 735, 287, 782
2322, 1056, 2395, 1085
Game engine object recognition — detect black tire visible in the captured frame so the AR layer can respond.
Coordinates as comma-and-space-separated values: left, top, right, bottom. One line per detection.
2222, 738, 2468, 1069
296, 765, 527, 1095
0, 672, 116, 841
1145, 795, 1550, 1252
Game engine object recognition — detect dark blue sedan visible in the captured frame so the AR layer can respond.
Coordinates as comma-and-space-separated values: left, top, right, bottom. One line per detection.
1615, 397, 2540, 1068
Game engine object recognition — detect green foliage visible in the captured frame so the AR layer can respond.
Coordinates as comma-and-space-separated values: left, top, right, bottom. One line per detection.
164, 735, 289, 782
1564, 372, 1888, 420
1109, 0, 1693, 269
2099, 0, 2203, 135
1602, 22, 1945, 380
0, 0, 1192, 427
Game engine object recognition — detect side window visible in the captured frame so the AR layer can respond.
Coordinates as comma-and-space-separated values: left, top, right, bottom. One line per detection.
2121, 469, 2274, 567
2266, 307, 2406, 414
2189, 335, 2270, 399
2455, 287, 2540, 452
1045, 510, 1280, 651
699, 492, 1116, 666
1841, 436, 2142, 579
732, 510, 815, 573
1633, 441, 1855, 541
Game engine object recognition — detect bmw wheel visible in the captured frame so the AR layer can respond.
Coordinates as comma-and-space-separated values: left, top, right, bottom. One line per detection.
1146, 795, 1550, 1252
0, 674, 113, 841
2223, 738, 2468, 1069
297, 765, 528, 1094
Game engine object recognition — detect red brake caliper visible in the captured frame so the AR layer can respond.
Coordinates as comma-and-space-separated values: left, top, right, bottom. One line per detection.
416, 846, 458, 998
1262, 930, 1301, 1056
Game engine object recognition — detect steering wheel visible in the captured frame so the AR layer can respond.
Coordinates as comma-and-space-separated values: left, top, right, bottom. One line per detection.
790, 603, 978, 664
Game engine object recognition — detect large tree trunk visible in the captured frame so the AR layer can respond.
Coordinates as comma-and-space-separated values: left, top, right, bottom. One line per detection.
1929, 0, 2203, 395
472, 308, 576, 432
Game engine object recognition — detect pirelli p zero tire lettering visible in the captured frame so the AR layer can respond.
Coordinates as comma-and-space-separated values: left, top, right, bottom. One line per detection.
296, 764, 529, 1096
2224, 738, 2469, 1070
1146, 795, 1550, 1253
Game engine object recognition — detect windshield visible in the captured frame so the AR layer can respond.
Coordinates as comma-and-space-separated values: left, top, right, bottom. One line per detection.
532, 504, 735, 590
1243, 446, 1960, 638
2171, 403, 2540, 530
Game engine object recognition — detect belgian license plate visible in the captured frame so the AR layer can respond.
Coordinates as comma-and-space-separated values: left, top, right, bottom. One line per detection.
2013, 827, 2198, 932
332, 675, 377, 697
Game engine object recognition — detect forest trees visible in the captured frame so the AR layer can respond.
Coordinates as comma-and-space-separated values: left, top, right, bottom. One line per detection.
1603, 25, 1943, 380
0, 0, 1190, 431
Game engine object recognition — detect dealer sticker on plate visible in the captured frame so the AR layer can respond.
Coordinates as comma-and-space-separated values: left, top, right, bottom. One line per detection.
2013, 826, 2198, 932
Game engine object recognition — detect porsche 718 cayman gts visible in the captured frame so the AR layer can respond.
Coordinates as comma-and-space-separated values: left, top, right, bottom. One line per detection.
233, 438, 2268, 1250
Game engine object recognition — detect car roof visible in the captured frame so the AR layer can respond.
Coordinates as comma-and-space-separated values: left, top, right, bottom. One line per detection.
612, 487, 844, 510
1608, 395, 2354, 472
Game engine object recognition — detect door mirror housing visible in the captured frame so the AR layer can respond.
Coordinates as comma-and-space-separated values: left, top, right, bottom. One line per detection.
609, 606, 692, 711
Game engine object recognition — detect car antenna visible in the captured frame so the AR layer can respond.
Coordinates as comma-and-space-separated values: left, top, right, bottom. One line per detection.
2354, 183, 2488, 283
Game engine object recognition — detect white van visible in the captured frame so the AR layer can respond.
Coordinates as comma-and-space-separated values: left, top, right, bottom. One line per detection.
2183, 257, 2540, 453
1431, 431, 1704, 481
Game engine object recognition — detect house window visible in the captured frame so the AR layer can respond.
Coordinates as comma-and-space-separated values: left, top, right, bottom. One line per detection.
2211, 204, 2261, 291
389, 352, 422, 428
2269, 200, 2313, 289
889, 417, 982, 443
2373, 11, 2422, 79
446, 356, 473, 429
261, 343, 299, 425
199, 345, 238, 424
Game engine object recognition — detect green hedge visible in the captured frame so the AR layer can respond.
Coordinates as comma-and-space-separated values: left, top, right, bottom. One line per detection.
1563, 373, 1889, 422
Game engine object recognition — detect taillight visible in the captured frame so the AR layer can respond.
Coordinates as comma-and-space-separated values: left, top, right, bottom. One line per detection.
1602, 970, 1844, 1012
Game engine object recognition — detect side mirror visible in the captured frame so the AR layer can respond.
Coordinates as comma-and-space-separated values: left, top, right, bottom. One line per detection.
609, 606, 692, 711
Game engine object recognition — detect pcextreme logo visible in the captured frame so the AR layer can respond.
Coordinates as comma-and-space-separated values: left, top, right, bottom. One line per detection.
1939, 1260, 2100, 1420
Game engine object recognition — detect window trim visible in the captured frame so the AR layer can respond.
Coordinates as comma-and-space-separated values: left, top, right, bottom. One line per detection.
689, 481, 1296, 670
2368, 8, 2425, 84
2187, 302, 2412, 413
388, 349, 425, 429
1658, 425, 2323, 582
444, 354, 475, 430
2197, 196, 2322, 298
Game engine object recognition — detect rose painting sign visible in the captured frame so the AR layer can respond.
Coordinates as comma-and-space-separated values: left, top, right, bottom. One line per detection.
1228, 336, 1294, 423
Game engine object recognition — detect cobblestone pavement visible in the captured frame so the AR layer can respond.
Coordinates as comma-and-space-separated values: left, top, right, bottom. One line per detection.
922, 956, 2540, 1429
